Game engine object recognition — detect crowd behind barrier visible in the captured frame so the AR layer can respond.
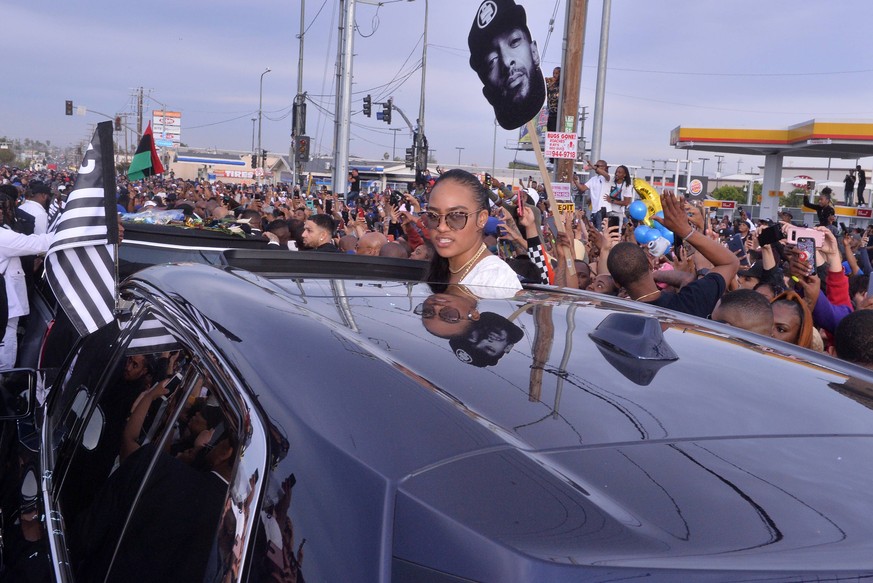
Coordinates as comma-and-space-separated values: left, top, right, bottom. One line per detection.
2, 161, 872, 371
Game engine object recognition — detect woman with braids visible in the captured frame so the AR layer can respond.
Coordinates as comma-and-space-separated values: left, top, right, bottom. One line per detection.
423, 169, 523, 297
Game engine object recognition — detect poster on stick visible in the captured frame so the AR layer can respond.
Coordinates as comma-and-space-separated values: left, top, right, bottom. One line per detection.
468, 0, 545, 130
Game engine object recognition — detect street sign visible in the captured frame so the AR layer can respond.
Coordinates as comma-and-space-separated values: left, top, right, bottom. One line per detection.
545, 132, 577, 159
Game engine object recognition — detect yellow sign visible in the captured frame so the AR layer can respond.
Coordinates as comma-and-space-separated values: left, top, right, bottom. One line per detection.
557, 203, 575, 213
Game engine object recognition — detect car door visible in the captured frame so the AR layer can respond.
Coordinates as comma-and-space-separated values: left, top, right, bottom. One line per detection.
38, 300, 268, 583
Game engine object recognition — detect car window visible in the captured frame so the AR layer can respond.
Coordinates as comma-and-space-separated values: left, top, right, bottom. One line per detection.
72, 379, 239, 582
42, 306, 252, 582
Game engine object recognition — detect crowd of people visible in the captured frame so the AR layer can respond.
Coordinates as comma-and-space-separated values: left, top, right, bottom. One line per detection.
2, 160, 873, 372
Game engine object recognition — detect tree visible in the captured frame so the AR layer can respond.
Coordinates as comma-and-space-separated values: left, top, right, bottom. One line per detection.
383, 152, 390, 160
780, 188, 805, 208
0, 149, 14, 164
711, 185, 747, 204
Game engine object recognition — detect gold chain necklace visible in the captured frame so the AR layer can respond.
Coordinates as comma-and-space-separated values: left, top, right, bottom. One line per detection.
449, 243, 487, 274
634, 289, 661, 302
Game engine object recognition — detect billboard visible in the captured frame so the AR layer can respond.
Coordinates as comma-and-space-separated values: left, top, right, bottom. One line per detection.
152, 110, 182, 147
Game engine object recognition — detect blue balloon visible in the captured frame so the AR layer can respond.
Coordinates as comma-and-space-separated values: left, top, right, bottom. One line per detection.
642, 229, 661, 244
634, 225, 651, 244
628, 200, 648, 221
654, 211, 665, 219
660, 229, 675, 245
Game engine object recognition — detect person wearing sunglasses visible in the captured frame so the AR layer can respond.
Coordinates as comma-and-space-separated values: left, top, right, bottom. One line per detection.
417, 287, 524, 367
423, 169, 522, 297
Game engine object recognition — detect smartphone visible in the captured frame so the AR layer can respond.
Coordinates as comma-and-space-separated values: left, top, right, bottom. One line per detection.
806, 180, 815, 191
484, 173, 491, 186
796, 236, 816, 274
164, 372, 184, 396
758, 225, 785, 247
357, 207, 365, 220
727, 234, 749, 266
786, 226, 824, 247
607, 215, 621, 230
325, 199, 333, 214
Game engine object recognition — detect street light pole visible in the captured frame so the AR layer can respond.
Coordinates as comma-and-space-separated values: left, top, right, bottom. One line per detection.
455, 147, 464, 166
251, 118, 256, 152
390, 128, 401, 160
257, 67, 271, 184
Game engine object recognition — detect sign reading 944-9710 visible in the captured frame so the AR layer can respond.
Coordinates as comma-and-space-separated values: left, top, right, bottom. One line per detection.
544, 132, 578, 159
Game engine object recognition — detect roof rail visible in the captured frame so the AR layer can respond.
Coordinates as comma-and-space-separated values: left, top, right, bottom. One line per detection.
220, 249, 430, 281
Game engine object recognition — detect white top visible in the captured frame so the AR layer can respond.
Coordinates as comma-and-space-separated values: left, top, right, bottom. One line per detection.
586, 175, 609, 212
602, 182, 633, 215
460, 255, 522, 298
0, 226, 52, 318
18, 200, 48, 235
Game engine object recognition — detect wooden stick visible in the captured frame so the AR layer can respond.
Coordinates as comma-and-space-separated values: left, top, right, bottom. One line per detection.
525, 119, 576, 278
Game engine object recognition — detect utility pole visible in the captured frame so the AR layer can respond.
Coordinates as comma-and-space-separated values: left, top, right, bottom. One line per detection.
333, 0, 356, 201
416, 0, 429, 178
251, 118, 256, 152
293, 0, 306, 190
137, 87, 143, 137
556, 0, 588, 184
455, 147, 464, 166
590, 0, 611, 164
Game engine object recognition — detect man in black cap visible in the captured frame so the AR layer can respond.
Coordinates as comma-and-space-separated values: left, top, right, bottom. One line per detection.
17, 180, 51, 235
468, 0, 546, 130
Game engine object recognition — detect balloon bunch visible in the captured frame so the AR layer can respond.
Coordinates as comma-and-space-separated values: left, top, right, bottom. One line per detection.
629, 178, 673, 257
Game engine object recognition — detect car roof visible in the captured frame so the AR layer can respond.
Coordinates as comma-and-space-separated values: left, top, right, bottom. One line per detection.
128, 257, 873, 461
124, 256, 873, 575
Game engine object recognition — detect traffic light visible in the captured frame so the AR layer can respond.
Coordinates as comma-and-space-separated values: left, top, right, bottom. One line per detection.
405, 147, 415, 169
262, 149, 268, 168
65, 100, 73, 116
296, 136, 311, 162
251, 153, 258, 169
363, 94, 372, 117
383, 98, 392, 125
114, 116, 122, 131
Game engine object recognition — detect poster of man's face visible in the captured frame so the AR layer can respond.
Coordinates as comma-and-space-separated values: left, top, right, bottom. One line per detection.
468, 0, 546, 130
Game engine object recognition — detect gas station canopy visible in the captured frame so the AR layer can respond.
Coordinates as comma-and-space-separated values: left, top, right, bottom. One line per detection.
670, 119, 873, 220
671, 119, 873, 158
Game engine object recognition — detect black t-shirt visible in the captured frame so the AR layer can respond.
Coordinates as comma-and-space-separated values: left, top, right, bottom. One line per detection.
648, 272, 726, 319
349, 173, 360, 193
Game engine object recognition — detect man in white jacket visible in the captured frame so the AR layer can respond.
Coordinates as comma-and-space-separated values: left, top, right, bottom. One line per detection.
0, 187, 52, 369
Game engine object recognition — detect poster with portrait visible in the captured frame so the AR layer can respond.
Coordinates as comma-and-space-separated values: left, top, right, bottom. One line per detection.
468, 0, 546, 130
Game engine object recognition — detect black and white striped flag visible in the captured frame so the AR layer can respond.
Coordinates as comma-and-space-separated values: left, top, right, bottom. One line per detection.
126, 312, 182, 354
45, 121, 119, 336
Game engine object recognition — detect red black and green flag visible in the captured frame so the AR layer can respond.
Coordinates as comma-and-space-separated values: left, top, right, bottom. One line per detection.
127, 121, 165, 181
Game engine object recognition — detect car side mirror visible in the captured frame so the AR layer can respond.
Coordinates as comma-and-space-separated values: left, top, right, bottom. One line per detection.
0, 369, 37, 421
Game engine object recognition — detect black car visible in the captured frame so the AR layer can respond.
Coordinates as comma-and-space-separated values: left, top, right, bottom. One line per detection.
2, 251, 873, 582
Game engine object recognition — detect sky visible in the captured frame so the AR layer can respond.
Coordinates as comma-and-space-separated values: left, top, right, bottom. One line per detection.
4, 0, 873, 178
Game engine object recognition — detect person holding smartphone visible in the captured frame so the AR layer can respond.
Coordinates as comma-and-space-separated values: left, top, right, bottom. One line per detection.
803, 185, 836, 228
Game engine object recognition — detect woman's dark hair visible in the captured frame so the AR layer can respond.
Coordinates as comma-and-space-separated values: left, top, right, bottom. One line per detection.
425, 169, 489, 291
615, 165, 631, 187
